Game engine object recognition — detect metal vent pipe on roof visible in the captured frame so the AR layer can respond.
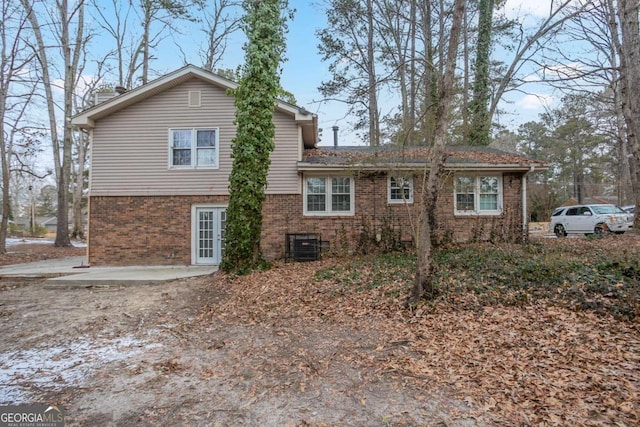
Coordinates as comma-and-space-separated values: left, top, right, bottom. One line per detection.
332, 125, 339, 147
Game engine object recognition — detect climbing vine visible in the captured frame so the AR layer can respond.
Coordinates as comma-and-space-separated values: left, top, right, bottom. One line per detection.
221, 0, 290, 274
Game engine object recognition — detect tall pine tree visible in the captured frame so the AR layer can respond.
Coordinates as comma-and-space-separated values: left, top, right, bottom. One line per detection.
468, 0, 495, 146
220, 0, 289, 274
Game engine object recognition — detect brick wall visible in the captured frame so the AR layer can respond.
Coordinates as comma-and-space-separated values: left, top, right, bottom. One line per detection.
89, 171, 525, 265
88, 195, 227, 266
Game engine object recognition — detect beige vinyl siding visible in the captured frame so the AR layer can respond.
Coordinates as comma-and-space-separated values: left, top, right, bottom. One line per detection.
90, 78, 301, 196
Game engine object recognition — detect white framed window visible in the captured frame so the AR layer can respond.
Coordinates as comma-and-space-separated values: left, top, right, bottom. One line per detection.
388, 176, 413, 204
304, 176, 354, 216
169, 128, 219, 169
454, 174, 502, 215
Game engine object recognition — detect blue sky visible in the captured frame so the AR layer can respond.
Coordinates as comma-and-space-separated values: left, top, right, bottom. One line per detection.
167, 1, 344, 144
92, 0, 562, 146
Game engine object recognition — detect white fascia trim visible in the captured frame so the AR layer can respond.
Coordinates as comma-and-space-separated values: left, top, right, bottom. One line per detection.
72, 65, 314, 128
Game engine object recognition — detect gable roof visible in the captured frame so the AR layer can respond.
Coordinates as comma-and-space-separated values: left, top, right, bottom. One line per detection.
72, 65, 318, 148
299, 145, 548, 172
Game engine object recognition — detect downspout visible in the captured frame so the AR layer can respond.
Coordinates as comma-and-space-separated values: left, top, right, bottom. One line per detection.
522, 166, 535, 241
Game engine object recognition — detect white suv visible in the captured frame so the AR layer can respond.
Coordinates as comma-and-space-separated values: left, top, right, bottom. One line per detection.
550, 204, 632, 237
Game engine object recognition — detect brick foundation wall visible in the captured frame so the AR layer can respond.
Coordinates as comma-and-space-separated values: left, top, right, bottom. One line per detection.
88, 195, 228, 266
89, 172, 525, 266
270, 171, 525, 258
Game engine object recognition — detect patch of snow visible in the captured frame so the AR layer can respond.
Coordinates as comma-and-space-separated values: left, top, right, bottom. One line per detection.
0, 335, 162, 404
5, 237, 87, 248
6, 238, 53, 246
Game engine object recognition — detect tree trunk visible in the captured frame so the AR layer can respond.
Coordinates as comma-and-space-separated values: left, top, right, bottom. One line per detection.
55, 0, 84, 247
462, 4, 470, 146
616, 0, 640, 226
220, 0, 288, 274
408, 0, 417, 146
418, 0, 435, 145
411, 0, 466, 303
0, 123, 10, 254
468, 0, 494, 146
366, 0, 380, 146
142, 0, 152, 85
72, 131, 88, 239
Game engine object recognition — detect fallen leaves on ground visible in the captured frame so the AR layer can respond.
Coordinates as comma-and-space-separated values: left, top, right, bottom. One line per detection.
200, 237, 640, 426
0, 243, 85, 266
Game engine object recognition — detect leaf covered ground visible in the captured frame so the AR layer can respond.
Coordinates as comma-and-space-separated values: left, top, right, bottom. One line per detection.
0, 241, 85, 266
202, 234, 640, 426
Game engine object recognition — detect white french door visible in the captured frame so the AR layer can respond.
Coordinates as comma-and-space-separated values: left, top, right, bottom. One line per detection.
193, 206, 226, 265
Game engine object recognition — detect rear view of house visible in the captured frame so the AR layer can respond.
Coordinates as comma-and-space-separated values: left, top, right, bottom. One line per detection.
73, 65, 544, 267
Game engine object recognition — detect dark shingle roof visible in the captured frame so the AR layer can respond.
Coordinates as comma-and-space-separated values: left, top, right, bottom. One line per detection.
301, 145, 546, 168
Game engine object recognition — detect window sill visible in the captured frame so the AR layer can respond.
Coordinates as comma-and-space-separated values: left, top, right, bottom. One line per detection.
169, 166, 219, 170
304, 212, 355, 217
454, 211, 503, 217
388, 200, 414, 205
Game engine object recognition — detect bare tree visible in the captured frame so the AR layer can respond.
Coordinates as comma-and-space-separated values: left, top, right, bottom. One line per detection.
375, 0, 418, 145
90, 0, 140, 88
70, 75, 100, 240
195, 0, 242, 71
317, 0, 381, 146
0, 1, 27, 251
512, 1, 636, 206
138, 0, 199, 84
561, 0, 632, 205
614, 0, 640, 225
91, 0, 198, 88
412, 0, 465, 303
0, 0, 44, 253
0, 0, 42, 252
467, 0, 494, 146
488, 1, 590, 125
21, 0, 89, 247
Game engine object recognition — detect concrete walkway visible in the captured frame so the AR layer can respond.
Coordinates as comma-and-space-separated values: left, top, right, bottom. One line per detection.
0, 256, 218, 287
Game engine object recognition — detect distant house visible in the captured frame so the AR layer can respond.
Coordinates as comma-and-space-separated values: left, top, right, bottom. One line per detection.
13, 216, 57, 234
72, 65, 545, 267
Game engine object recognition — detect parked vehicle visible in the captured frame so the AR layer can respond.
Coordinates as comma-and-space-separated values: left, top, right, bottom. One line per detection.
550, 204, 632, 237
622, 205, 635, 215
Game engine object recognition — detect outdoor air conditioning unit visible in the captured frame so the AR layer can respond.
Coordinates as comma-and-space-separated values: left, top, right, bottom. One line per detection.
285, 233, 321, 262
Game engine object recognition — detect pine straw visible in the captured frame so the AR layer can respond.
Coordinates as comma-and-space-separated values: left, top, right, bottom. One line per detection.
201, 250, 640, 426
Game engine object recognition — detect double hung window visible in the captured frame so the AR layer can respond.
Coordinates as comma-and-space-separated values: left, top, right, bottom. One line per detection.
388, 176, 414, 204
304, 176, 354, 215
454, 175, 502, 215
170, 128, 218, 168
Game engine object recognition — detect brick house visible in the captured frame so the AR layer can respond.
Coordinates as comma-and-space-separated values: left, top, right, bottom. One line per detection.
72, 65, 545, 266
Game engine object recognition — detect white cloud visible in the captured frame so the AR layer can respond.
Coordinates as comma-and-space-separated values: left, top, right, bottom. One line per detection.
52, 74, 102, 98
499, 0, 581, 21
522, 62, 584, 83
517, 93, 554, 110
541, 62, 584, 79
501, 0, 553, 19
523, 73, 542, 83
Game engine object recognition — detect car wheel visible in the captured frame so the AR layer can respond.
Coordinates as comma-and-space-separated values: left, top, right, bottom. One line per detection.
554, 224, 567, 238
594, 224, 605, 235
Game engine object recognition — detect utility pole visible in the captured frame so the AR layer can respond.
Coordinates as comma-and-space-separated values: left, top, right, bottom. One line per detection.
28, 185, 35, 235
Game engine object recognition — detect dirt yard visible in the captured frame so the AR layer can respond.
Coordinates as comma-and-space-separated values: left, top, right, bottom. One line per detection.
1, 240, 639, 426
0, 244, 479, 426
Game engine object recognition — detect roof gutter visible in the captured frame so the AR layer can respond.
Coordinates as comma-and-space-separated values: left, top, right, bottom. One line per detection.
297, 162, 544, 173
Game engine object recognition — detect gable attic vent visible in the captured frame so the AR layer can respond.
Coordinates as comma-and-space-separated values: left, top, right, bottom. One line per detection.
188, 91, 202, 107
